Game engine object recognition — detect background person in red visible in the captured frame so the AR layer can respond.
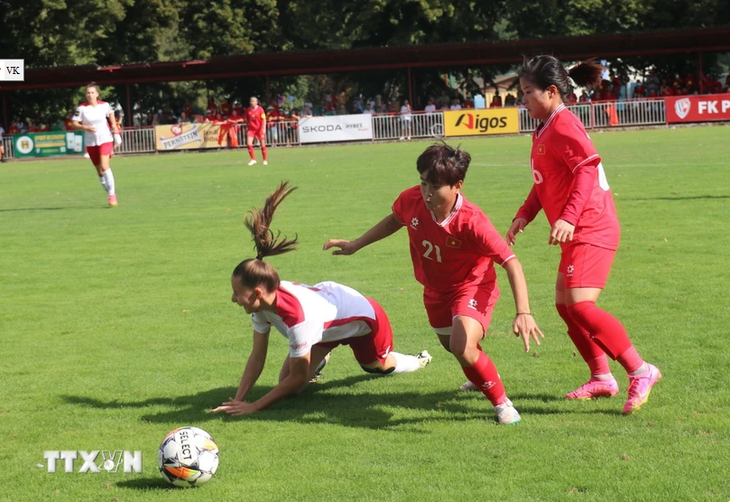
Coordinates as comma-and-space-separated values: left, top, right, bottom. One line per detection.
71, 82, 123, 207
509, 56, 661, 414
245, 97, 267, 166
324, 143, 544, 425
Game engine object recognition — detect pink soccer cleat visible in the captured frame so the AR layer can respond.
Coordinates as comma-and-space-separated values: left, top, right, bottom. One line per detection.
623, 363, 662, 414
565, 377, 619, 400
108, 194, 118, 207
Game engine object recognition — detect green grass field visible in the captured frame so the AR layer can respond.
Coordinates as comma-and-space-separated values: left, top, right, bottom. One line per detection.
1, 126, 729, 501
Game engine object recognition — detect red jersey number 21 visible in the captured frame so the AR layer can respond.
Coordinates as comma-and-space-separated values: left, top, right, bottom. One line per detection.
422, 240, 442, 263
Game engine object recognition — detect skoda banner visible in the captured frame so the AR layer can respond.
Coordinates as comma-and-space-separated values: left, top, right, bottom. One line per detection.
298, 115, 373, 144
13, 131, 85, 158
443, 108, 519, 137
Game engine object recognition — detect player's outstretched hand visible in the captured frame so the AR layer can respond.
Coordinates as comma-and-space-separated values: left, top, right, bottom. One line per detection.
211, 398, 257, 416
512, 314, 544, 352
506, 218, 528, 246
548, 219, 575, 246
113, 133, 122, 147
323, 239, 359, 256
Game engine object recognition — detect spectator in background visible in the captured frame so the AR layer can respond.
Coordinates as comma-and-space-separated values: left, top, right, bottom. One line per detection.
178, 111, 191, 124
363, 103, 375, 114
266, 105, 279, 143
9, 118, 21, 135
633, 80, 646, 98
450, 98, 462, 110
504, 93, 516, 106
183, 101, 193, 118
64, 112, 75, 131
489, 92, 503, 108
424, 98, 436, 113
463, 95, 474, 108
302, 104, 313, 118
206, 98, 217, 115
578, 92, 590, 103
437, 90, 450, 109
565, 89, 577, 105
399, 99, 412, 141
419, 83, 430, 109
221, 99, 232, 117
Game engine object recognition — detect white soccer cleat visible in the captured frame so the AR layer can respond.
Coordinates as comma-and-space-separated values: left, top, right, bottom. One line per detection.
415, 350, 432, 369
263, 160, 268, 166
248, 159, 257, 166
493, 398, 521, 425
459, 380, 479, 392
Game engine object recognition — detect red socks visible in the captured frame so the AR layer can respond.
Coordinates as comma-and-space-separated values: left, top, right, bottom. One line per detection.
462, 351, 506, 406
567, 301, 636, 364
247, 145, 255, 159
556, 303, 611, 377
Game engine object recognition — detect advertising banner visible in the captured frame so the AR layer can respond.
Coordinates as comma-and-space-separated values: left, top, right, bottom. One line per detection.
13, 131, 85, 158
298, 115, 373, 144
443, 108, 520, 137
665, 94, 730, 123
155, 123, 238, 150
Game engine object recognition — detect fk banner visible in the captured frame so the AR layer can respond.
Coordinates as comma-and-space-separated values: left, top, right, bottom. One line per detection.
665, 94, 730, 123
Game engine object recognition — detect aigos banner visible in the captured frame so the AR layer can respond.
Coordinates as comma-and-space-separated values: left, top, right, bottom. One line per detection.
665, 94, 730, 124
13, 131, 85, 158
155, 123, 239, 150
444, 108, 519, 137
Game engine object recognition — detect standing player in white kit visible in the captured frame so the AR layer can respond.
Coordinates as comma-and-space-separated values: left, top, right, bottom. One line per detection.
71, 82, 122, 207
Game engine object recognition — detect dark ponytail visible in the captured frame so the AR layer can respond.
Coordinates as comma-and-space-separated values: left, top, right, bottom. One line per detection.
245, 181, 298, 260
232, 181, 298, 292
518, 55, 603, 100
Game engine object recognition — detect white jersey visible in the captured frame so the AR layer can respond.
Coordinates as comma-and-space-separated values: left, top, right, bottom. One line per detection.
72, 101, 113, 146
251, 281, 376, 358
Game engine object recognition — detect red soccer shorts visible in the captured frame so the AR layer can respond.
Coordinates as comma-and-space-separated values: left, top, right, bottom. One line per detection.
86, 142, 114, 165
559, 242, 616, 289
315, 298, 394, 367
424, 281, 500, 336
246, 128, 265, 141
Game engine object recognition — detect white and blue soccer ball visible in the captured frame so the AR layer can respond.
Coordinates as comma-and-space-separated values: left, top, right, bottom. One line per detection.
158, 426, 219, 487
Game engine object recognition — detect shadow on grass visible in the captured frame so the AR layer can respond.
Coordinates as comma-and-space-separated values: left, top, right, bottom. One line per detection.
116, 477, 173, 491
64, 374, 570, 430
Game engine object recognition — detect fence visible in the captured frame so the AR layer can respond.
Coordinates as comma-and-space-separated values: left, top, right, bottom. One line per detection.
0, 97, 716, 159
372, 111, 445, 140
118, 127, 156, 154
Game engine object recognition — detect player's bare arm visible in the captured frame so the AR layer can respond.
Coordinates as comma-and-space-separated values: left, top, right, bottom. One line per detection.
232, 330, 270, 402
503, 258, 544, 352
324, 213, 403, 255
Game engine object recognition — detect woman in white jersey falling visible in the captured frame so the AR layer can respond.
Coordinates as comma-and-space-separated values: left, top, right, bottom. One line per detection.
213, 182, 432, 416
71, 82, 122, 207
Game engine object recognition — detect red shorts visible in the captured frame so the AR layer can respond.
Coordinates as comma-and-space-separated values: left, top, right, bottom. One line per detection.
315, 298, 393, 366
246, 128, 265, 141
424, 281, 500, 336
559, 243, 616, 289
86, 142, 113, 165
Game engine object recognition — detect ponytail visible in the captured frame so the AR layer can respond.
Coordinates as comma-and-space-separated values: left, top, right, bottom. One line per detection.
232, 181, 298, 293
568, 60, 604, 90
244, 181, 298, 260
518, 55, 604, 100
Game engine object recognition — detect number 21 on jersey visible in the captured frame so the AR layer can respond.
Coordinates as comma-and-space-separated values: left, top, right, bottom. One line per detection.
422, 240, 442, 263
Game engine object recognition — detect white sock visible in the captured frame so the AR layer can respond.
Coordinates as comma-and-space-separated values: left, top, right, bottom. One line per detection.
102, 169, 115, 196
99, 176, 108, 193
390, 352, 421, 374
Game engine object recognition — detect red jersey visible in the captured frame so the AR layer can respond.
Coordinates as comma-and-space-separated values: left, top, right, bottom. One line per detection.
392, 186, 515, 293
515, 104, 620, 250
221, 102, 232, 116
246, 105, 266, 131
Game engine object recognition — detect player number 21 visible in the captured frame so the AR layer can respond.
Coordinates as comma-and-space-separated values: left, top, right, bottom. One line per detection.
422, 240, 442, 263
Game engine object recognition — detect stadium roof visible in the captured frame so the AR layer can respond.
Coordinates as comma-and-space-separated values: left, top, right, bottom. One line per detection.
2, 27, 730, 91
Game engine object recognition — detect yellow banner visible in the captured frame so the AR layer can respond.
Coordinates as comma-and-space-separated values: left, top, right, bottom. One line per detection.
443, 108, 519, 137
155, 123, 236, 150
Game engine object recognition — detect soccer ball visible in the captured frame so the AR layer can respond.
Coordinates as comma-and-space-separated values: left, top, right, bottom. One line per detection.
158, 426, 219, 487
